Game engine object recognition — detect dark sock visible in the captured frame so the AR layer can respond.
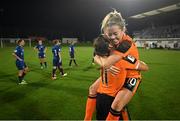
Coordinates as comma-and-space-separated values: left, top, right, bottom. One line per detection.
106, 107, 121, 120
40, 62, 43, 66
52, 69, 57, 77
73, 60, 77, 65
18, 76, 23, 83
58, 66, 64, 75
44, 62, 47, 67
22, 72, 26, 79
69, 60, 72, 66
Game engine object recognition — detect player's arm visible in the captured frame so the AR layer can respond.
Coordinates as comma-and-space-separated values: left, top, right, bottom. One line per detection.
94, 41, 132, 69
94, 55, 105, 66
59, 52, 61, 58
94, 40, 148, 74
34, 46, 38, 52
33, 46, 37, 50
94, 54, 122, 69
44, 47, 47, 53
69, 47, 71, 53
137, 61, 149, 71
12, 52, 23, 61
94, 55, 122, 76
107, 60, 148, 76
58, 49, 62, 59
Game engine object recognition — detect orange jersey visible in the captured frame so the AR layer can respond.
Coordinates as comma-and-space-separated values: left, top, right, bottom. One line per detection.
97, 55, 139, 97
97, 61, 126, 97
114, 34, 141, 79
97, 34, 141, 97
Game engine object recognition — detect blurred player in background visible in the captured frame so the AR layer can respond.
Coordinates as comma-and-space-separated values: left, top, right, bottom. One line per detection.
91, 50, 96, 65
69, 41, 78, 66
52, 39, 67, 80
34, 40, 47, 69
12, 39, 28, 85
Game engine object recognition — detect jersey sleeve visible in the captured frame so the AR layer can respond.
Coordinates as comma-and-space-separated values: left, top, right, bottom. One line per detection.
113, 41, 132, 57
14, 47, 18, 54
58, 47, 61, 52
14, 49, 17, 53
69, 46, 71, 52
122, 55, 139, 70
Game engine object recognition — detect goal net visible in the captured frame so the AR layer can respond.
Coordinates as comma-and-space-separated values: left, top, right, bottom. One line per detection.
0, 38, 32, 48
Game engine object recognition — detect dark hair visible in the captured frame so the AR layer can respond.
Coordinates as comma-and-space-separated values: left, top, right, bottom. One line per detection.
16, 39, 24, 45
93, 35, 110, 56
52, 39, 59, 44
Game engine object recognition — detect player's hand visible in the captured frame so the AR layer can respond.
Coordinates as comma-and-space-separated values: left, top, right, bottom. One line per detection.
108, 66, 120, 75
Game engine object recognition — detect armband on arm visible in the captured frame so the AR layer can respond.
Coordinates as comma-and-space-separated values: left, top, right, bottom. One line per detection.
115, 41, 132, 57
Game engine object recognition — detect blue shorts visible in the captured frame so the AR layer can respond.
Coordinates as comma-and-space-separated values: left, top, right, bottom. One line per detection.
38, 53, 45, 58
16, 60, 27, 70
53, 58, 62, 67
70, 52, 74, 58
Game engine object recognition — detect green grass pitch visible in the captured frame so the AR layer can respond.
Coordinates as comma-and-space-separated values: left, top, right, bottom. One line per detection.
0, 46, 180, 120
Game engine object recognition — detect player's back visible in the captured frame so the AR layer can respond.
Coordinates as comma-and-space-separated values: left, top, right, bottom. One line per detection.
97, 60, 127, 97
52, 45, 60, 59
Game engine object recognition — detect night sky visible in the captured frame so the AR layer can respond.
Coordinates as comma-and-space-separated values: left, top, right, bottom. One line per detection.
1, 0, 180, 40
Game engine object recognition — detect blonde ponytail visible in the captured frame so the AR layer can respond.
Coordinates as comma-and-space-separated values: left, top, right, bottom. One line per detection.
101, 10, 126, 33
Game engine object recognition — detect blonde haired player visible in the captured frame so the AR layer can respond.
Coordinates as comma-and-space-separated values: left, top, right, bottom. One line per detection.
84, 10, 148, 120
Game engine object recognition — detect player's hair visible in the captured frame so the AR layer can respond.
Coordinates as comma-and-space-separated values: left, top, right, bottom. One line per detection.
101, 10, 126, 33
16, 39, 24, 45
36, 37, 45, 42
38, 39, 42, 42
52, 39, 59, 44
93, 35, 110, 56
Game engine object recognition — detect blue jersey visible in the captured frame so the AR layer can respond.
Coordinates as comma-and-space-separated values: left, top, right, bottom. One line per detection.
69, 45, 74, 53
35, 44, 46, 54
52, 45, 61, 59
14, 45, 24, 60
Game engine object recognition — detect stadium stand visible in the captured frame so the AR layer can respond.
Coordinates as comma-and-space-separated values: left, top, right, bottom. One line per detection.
133, 24, 180, 38
133, 24, 180, 49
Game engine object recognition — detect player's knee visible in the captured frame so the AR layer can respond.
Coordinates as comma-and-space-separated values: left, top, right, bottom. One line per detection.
53, 66, 57, 69
18, 71, 23, 76
89, 85, 97, 96
24, 67, 29, 72
18, 73, 23, 76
